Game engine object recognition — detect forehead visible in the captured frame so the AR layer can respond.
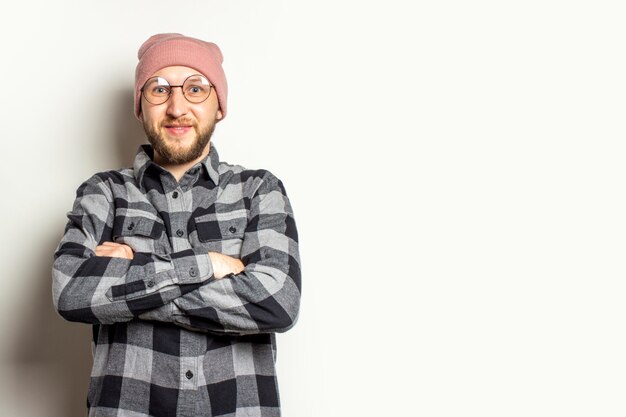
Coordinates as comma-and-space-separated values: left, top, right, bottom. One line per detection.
150, 65, 206, 83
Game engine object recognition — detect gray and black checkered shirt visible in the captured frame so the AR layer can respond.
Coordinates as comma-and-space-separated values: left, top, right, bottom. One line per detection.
52, 142, 301, 417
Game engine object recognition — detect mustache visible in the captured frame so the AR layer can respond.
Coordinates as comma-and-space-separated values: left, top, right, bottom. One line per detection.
161, 118, 196, 127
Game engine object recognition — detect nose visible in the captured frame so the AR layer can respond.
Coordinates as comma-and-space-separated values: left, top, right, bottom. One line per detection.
165, 87, 189, 119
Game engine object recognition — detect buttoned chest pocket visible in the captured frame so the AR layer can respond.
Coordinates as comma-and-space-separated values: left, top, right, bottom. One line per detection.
112, 213, 167, 254
194, 213, 248, 257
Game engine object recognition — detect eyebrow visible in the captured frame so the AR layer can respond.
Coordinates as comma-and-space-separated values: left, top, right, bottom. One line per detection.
148, 75, 210, 86
185, 75, 210, 84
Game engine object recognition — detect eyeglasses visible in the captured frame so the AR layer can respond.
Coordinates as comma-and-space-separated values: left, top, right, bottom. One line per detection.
141, 74, 213, 105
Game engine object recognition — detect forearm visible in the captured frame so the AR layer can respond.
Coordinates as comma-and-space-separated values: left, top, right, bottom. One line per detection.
172, 263, 301, 335
137, 251, 242, 331
139, 266, 301, 336
53, 245, 214, 324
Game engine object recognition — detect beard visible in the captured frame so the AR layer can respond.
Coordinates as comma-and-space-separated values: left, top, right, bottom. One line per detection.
143, 118, 216, 165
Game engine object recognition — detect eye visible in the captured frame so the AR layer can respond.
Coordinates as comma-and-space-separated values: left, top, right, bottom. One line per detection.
186, 85, 207, 95
153, 86, 170, 95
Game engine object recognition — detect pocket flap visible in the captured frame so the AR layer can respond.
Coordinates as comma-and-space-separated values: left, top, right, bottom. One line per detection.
194, 212, 247, 242
113, 215, 164, 240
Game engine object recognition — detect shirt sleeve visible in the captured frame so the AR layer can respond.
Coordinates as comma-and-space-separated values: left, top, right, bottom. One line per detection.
52, 175, 215, 324
152, 173, 302, 335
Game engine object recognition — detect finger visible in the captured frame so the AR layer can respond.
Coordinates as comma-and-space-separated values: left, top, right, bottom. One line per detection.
97, 250, 127, 259
101, 241, 121, 246
95, 245, 119, 254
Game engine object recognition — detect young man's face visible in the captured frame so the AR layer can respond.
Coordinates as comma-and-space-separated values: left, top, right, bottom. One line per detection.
140, 65, 223, 165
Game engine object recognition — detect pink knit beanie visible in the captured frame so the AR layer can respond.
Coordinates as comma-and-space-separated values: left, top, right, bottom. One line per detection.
134, 33, 228, 120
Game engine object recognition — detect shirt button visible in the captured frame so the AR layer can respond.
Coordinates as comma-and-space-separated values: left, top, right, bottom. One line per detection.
146, 280, 155, 288
176, 229, 184, 237
172, 191, 179, 199
228, 226, 237, 233
185, 370, 194, 379
189, 267, 197, 277
127, 222, 135, 230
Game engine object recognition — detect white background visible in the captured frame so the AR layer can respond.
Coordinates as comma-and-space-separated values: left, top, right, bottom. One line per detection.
0, 1, 625, 416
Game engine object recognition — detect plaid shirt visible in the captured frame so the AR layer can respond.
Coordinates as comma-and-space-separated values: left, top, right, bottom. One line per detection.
52, 143, 301, 417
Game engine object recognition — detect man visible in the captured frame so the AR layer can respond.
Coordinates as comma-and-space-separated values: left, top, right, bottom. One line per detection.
52, 33, 301, 417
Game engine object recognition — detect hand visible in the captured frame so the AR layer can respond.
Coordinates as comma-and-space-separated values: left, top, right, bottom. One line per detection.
95, 242, 134, 260
208, 252, 244, 279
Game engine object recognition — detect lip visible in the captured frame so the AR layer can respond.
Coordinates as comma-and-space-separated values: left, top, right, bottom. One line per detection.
163, 125, 193, 136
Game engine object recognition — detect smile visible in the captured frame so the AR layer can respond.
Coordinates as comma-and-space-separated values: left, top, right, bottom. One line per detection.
164, 125, 193, 136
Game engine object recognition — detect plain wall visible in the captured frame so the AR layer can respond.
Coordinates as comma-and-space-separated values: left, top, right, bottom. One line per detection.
1, 1, 626, 416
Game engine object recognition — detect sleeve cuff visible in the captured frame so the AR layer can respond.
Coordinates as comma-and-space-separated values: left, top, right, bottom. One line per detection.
105, 249, 214, 301
173, 248, 214, 285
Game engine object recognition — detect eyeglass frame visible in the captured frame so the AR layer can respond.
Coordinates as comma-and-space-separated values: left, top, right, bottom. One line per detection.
140, 74, 214, 105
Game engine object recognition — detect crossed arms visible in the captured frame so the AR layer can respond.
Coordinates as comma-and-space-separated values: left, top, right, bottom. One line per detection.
95, 242, 245, 279
52, 172, 301, 335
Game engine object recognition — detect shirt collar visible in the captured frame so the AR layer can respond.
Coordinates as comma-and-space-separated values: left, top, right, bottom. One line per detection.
133, 142, 221, 189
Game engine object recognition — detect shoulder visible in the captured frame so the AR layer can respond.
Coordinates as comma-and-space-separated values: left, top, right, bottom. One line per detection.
218, 162, 285, 196
76, 168, 134, 200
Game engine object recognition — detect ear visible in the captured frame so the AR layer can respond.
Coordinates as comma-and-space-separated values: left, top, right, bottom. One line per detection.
216, 109, 223, 120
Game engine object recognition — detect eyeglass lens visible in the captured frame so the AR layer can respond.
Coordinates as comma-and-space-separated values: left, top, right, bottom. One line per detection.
142, 75, 212, 105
